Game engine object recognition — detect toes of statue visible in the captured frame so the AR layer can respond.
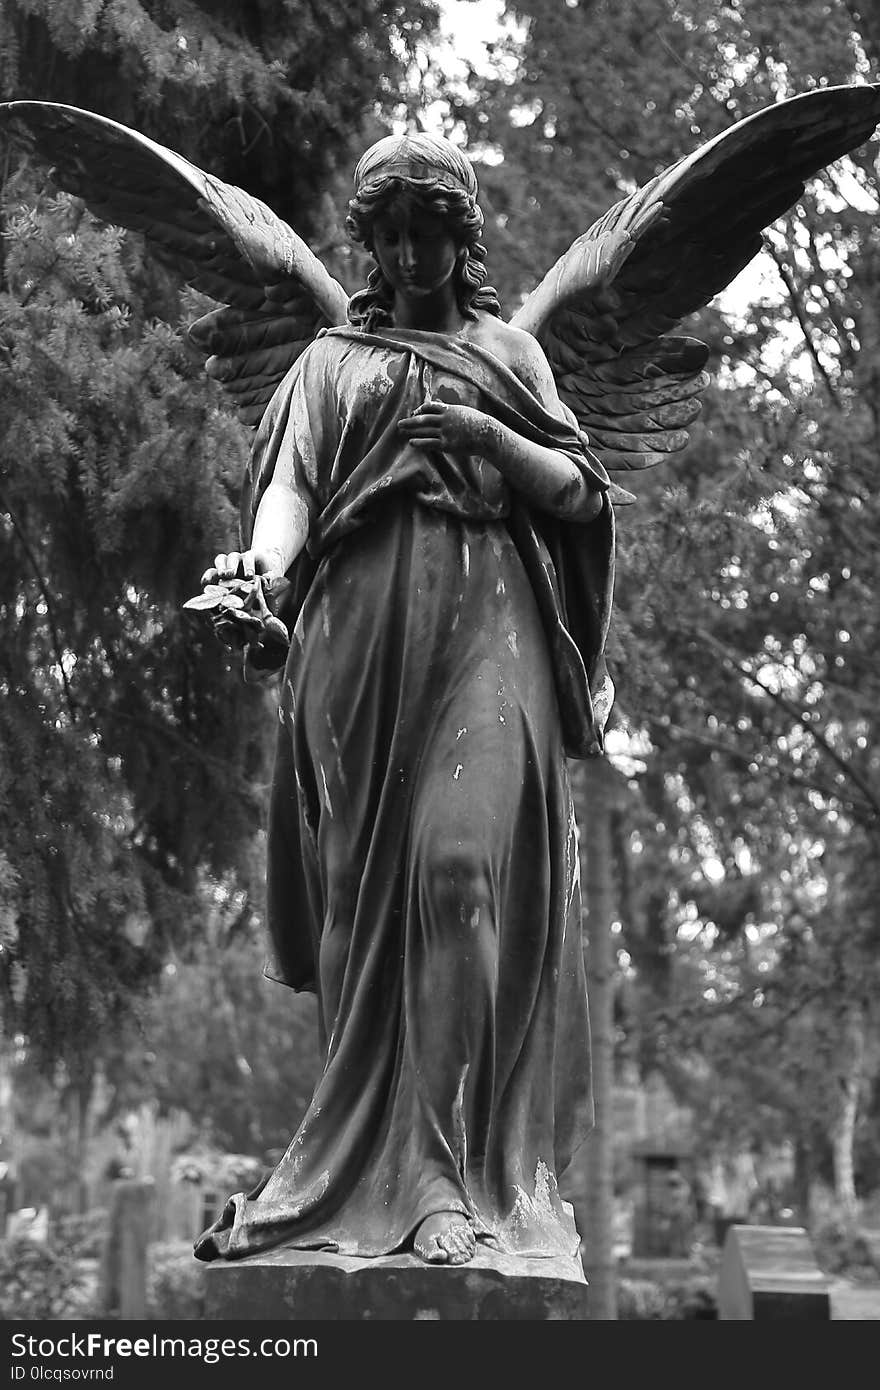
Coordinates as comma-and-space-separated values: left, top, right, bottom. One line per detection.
413, 1211, 476, 1266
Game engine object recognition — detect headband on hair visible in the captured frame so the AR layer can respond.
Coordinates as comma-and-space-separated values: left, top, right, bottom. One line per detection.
353, 134, 479, 201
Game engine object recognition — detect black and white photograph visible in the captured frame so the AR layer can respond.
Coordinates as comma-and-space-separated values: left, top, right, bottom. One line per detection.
1, 0, 879, 1358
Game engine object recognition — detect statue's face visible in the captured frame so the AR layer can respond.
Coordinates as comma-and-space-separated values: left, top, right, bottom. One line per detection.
371, 196, 459, 301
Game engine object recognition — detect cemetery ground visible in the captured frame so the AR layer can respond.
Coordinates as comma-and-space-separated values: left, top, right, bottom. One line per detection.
1, 1182, 879, 1320
2, 1074, 879, 1320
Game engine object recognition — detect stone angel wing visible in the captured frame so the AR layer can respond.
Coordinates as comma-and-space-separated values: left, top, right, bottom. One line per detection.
511, 84, 880, 481
0, 100, 351, 425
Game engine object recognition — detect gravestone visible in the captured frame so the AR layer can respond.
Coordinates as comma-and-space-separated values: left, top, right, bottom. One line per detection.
718, 1224, 831, 1319
99, 1178, 154, 1319
631, 1143, 695, 1258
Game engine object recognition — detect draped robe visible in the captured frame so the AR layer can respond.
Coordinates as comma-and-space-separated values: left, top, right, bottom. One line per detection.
194, 326, 615, 1262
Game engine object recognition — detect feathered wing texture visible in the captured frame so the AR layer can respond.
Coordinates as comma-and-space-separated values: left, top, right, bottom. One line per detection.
0, 101, 350, 425
511, 84, 880, 476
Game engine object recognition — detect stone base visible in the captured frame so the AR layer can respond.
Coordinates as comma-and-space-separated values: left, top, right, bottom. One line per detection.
201, 1241, 589, 1321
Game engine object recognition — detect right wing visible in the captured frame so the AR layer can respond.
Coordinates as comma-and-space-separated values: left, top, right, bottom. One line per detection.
0, 101, 350, 425
511, 83, 880, 475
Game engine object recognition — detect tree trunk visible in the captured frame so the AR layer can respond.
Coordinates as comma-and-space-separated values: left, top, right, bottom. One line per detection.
69, 1065, 96, 1216
579, 756, 619, 1320
831, 1005, 866, 1227
792, 1136, 814, 1226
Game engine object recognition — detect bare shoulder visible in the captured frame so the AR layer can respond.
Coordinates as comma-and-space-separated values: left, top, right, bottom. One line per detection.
467, 313, 558, 396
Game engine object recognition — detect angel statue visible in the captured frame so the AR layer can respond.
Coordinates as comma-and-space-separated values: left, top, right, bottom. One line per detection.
3, 84, 879, 1271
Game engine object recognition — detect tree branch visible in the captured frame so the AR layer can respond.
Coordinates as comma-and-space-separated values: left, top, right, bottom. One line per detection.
96, 706, 268, 812
0, 485, 78, 724
692, 626, 880, 819
765, 242, 842, 407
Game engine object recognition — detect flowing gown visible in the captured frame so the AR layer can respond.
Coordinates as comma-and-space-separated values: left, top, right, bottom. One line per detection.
194, 326, 615, 1262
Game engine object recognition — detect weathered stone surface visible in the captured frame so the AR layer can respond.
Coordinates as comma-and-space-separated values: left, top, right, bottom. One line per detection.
202, 1242, 588, 1321
718, 1225, 831, 1320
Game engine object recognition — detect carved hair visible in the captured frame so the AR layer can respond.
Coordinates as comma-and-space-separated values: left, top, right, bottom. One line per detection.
345, 134, 501, 331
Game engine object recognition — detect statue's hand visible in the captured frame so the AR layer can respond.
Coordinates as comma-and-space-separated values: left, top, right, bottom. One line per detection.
200, 548, 283, 586
398, 401, 497, 456
183, 553, 290, 662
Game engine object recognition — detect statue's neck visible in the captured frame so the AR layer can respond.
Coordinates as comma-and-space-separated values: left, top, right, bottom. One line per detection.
391, 283, 464, 334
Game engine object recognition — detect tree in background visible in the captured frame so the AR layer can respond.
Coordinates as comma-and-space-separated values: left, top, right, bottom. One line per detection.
451, 0, 880, 1309
0, 1, 438, 1102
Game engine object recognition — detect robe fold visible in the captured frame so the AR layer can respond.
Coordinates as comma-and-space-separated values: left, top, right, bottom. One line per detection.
194, 326, 615, 1263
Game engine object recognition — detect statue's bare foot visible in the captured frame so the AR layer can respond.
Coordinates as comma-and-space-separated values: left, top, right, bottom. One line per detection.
413, 1211, 476, 1265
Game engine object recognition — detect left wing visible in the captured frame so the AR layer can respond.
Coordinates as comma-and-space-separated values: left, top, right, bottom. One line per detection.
510, 84, 880, 475
0, 101, 350, 425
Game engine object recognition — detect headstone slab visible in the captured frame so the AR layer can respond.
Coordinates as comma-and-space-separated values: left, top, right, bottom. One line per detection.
201, 1241, 589, 1321
718, 1225, 831, 1320
99, 1178, 155, 1319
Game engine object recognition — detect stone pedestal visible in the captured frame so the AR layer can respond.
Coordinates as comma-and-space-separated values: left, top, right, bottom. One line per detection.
202, 1241, 589, 1321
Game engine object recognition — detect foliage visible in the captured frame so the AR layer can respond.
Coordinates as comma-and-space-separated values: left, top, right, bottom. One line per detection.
171, 1150, 263, 1192
126, 910, 323, 1155
145, 1239, 205, 1320
616, 1275, 667, 1320
0, 0, 440, 1079
0, 1234, 96, 1319
0, 0, 439, 231
812, 1217, 880, 1281
3, 910, 321, 1198
617, 1270, 717, 1319
455, 0, 880, 1214
53, 1208, 109, 1263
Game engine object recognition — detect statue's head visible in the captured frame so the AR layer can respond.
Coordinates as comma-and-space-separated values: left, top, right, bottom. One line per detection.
346, 133, 500, 329
351, 132, 480, 204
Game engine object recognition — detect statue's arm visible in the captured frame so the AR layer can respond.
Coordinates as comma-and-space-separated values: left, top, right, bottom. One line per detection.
192, 441, 312, 666
398, 329, 605, 521
208, 484, 309, 585
475, 415, 604, 522
204, 347, 331, 586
